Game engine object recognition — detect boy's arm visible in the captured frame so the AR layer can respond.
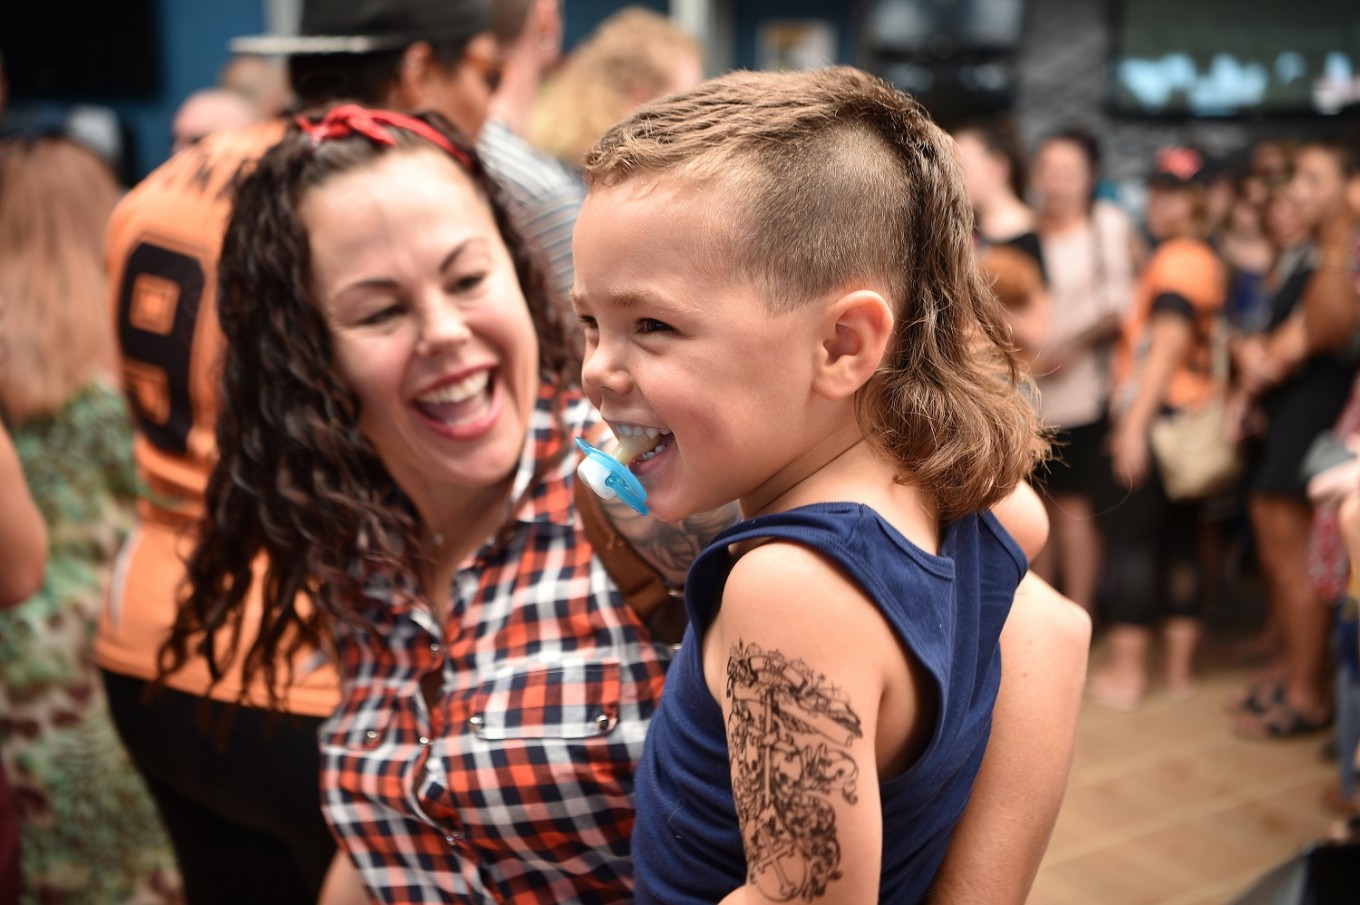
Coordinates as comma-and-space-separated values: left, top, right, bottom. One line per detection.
0, 422, 47, 608
705, 543, 901, 904
929, 572, 1090, 904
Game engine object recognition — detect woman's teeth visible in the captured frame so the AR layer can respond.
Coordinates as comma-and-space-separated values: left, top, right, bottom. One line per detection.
612, 424, 672, 464
418, 370, 489, 405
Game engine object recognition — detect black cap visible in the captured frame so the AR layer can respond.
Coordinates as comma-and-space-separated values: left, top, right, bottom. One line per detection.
1150, 145, 1211, 189
231, 0, 491, 56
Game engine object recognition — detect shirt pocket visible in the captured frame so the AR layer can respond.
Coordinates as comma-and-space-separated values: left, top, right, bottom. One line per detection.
468, 659, 622, 740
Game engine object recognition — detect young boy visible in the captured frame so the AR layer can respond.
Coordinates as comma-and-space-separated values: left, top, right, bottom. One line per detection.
571, 67, 1049, 903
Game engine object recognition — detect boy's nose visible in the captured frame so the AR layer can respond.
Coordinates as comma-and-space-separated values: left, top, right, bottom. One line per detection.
582, 341, 633, 396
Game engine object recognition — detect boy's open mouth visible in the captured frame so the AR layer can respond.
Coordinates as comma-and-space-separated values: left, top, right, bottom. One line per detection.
612, 423, 673, 465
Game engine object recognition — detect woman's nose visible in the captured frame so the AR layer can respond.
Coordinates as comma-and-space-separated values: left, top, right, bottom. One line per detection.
416, 296, 472, 357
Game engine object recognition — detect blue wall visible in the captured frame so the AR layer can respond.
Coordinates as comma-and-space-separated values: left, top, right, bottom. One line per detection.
109, 0, 267, 170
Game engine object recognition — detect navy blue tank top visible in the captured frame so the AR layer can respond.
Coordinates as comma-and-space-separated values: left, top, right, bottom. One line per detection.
632, 502, 1027, 904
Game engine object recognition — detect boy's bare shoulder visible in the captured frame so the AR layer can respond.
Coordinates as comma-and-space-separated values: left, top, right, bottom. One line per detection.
720, 540, 887, 640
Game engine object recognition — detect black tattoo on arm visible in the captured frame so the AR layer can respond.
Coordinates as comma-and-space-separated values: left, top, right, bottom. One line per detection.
604, 499, 741, 587
726, 639, 864, 902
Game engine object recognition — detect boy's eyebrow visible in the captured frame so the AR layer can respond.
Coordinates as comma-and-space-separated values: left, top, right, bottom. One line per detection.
572, 287, 677, 311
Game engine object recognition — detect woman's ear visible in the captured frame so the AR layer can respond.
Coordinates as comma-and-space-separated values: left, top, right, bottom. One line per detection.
812, 289, 894, 401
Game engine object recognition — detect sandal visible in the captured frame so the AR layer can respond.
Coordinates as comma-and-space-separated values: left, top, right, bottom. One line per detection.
1234, 701, 1332, 741
1224, 680, 1283, 715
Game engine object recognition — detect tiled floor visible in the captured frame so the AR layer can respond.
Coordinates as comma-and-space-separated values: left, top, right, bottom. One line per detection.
1029, 658, 1341, 904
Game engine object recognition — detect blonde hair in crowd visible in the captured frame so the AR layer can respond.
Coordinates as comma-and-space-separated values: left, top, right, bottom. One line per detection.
0, 137, 122, 422
583, 67, 1047, 519
531, 7, 700, 168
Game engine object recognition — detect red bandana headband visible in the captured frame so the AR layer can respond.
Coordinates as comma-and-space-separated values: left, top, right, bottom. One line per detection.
295, 104, 474, 170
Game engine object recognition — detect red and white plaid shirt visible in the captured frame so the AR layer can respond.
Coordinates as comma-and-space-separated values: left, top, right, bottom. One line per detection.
321, 385, 670, 903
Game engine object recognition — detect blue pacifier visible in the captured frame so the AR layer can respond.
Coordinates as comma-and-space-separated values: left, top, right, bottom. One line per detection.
575, 436, 649, 516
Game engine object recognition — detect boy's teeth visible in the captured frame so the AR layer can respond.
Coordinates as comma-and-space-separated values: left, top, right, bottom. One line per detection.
418, 371, 489, 404
611, 426, 672, 464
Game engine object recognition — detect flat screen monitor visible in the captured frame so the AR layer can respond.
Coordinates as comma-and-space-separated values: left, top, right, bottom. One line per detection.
1112, 0, 1360, 117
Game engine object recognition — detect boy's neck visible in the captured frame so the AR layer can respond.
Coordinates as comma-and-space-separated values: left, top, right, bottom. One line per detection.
743, 430, 941, 553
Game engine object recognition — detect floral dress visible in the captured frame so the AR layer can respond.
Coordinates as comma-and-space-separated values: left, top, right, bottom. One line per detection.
0, 383, 181, 904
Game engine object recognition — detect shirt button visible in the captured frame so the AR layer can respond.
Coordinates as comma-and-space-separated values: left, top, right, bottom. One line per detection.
445, 832, 462, 843
364, 730, 379, 742
429, 641, 441, 654
418, 736, 430, 746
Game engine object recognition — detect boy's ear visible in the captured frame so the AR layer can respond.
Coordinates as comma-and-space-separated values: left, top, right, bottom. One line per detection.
813, 289, 894, 401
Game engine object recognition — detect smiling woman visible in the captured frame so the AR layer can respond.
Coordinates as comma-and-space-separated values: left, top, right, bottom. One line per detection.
300, 147, 542, 536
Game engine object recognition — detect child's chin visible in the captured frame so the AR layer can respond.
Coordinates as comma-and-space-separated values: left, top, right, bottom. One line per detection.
644, 494, 702, 527
645, 503, 692, 526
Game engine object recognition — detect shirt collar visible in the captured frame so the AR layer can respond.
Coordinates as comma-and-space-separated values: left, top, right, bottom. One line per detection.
499, 381, 584, 532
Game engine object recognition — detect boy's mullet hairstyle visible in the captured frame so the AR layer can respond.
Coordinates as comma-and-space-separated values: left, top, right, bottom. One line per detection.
582, 67, 1047, 519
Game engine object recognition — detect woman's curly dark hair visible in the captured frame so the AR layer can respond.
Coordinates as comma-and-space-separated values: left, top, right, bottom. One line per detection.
159, 110, 579, 706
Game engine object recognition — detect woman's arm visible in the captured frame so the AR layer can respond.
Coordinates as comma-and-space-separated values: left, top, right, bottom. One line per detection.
1299, 217, 1360, 355
1110, 311, 1194, 488
1250, 232, 1359, 394
929, 572, 1090, 904
0, 421, 47, 607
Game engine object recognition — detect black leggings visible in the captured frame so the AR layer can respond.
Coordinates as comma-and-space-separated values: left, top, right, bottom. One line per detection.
101, 670, 336, 905
1097, 462, 1205, 627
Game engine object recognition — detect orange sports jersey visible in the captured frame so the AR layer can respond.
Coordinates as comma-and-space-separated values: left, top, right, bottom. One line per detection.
97, 120, 340, 715
1114, 237, 1227, 413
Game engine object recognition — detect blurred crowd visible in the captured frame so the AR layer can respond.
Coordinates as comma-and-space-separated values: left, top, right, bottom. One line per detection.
958, 117, 1360, 798
0, 0, 1356, 902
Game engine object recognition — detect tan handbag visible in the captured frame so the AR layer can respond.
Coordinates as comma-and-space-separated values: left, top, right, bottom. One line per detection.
1148, 324, 1243, 501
